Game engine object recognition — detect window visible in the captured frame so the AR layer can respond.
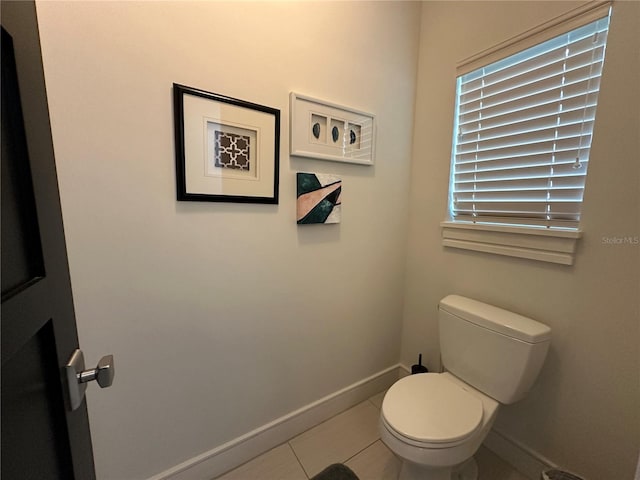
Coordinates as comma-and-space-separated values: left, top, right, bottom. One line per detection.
442, 3, 611, 265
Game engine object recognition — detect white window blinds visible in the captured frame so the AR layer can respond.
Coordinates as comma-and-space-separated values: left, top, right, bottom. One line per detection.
449, 13, 611, 229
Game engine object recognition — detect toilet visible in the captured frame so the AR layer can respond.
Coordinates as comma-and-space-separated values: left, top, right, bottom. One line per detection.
380, 295, 551, 480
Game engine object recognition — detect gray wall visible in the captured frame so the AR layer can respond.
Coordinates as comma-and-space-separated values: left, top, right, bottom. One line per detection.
403, 1, 639, 478
36, 2, 421, 478
37, 0, 639, 478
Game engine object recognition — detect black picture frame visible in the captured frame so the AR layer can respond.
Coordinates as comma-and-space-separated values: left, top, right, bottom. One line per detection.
173, 83, 280, 204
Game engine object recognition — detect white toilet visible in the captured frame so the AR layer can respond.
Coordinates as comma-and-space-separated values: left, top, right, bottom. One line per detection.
380, 295, 551, 480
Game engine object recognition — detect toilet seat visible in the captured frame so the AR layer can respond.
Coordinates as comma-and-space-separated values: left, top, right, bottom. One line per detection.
381, 373, 483, 448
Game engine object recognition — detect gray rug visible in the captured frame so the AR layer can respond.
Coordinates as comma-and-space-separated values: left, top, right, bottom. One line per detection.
311, 463, 359, 480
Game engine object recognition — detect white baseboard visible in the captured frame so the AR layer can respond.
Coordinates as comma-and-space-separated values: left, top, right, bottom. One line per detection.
148, 365, 403, 480
484, 429, 558, 480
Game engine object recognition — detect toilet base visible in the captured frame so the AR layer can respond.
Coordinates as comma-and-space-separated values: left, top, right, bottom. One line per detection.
452, 458, 478, 480
397, 457, 478, 480
398, 461, 451, 480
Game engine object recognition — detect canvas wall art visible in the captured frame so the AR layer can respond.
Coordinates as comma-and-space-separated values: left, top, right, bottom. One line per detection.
296, 173, 342, 224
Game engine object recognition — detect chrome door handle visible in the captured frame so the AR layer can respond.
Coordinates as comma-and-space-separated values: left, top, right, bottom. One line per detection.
78, 354, 114, 388
65, 349, 115, 411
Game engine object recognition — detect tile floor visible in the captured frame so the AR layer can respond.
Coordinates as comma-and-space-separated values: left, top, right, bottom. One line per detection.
215, 390, 529, 480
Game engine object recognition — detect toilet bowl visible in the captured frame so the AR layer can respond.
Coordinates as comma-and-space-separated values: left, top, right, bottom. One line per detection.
379, 295, 551, 480
380, 372, 498, 480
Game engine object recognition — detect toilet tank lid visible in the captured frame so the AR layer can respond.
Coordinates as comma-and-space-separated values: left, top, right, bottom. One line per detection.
439, 295, 551, 344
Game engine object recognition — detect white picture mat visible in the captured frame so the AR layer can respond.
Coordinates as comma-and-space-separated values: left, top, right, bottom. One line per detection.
290, 92, 375, 165
183, 94, 275, 197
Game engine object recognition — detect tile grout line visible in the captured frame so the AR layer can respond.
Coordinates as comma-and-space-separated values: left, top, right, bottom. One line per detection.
287, 441, 311, 480
342, 437, 381, 466
337, 397, 382, 469
220, 396, 386, 480
337, 397, 382, 467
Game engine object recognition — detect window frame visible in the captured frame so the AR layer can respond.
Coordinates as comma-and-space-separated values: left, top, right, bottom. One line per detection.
442, 1, 612, 265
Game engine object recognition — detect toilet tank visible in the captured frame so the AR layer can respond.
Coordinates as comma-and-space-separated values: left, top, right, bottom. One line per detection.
438, 295, 551, 404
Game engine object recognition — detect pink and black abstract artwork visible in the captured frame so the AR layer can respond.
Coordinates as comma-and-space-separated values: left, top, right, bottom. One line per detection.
296, 173, 341, 224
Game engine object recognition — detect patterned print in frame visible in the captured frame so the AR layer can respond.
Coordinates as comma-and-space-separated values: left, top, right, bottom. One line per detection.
215, 131, 250, 170
206, 121, 258, 180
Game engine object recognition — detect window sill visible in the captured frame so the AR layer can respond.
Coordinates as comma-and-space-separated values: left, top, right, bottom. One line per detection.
440, 221, 582, 265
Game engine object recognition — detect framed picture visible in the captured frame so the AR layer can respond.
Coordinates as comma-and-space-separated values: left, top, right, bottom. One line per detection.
173, 83, 280, 203
290, 92, 375, 166
297, 172, 342, 225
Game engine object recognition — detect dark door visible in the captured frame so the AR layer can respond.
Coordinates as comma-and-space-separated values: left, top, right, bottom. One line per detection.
1, 2, 96, 478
